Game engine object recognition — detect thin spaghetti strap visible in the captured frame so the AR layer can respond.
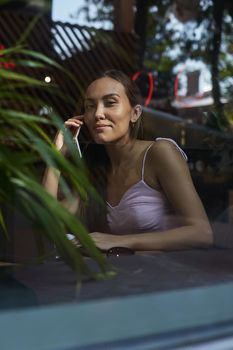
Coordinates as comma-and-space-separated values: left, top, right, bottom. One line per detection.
155, 137, 188, 161
141, 142, 154, 180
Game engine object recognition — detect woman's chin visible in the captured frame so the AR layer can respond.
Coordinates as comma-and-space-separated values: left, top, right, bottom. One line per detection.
93, 136, 109, 144
92, 132, 113, 144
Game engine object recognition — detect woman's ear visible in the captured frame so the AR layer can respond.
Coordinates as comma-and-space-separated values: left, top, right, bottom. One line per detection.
131, 104, 142, 123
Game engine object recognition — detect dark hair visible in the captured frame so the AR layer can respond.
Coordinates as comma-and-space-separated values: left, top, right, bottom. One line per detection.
79, 70, 142, 232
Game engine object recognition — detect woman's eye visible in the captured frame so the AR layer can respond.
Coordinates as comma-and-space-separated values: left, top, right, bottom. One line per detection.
85, 104, 94, 110
106, 100, 117, 106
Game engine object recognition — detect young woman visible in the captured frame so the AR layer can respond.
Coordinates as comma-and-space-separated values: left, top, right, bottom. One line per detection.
43, 70, 213, 251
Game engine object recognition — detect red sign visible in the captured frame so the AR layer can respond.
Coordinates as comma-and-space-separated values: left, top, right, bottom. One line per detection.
132, 71, 154, 107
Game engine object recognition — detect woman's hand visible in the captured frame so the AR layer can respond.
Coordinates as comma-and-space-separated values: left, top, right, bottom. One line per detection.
64, 115, 84, 135
54, 115, 84, 154
71, 232, 124, 251
89, 232, 131, 251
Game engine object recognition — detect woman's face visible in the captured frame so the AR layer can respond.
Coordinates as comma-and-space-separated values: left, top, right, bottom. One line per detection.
83, 77, 138, 145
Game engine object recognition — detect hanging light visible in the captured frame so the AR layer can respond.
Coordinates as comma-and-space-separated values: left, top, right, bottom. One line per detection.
44, 76, 51, 83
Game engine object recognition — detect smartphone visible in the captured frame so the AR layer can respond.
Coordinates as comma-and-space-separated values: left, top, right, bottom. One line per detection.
73, 127, 82, 158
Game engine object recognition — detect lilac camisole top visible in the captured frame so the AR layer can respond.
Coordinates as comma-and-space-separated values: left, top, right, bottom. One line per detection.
106, 138, 188, 235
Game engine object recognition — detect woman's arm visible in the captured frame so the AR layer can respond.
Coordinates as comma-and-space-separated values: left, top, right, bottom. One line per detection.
42, 131, 64, 198
42, 116, 83, 213
90, 141, 213, 251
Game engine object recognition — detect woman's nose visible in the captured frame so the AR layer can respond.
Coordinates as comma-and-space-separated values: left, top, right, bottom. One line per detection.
95, 104, 105, 120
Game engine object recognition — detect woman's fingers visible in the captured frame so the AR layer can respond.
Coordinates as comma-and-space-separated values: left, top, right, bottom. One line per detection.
64, 116, 84, 130
63, 116, 84, 138
55, 116, 84, 153
64, 119, 83, 126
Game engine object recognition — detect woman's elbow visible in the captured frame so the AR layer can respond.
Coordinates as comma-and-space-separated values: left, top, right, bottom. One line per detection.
195, 223, 213, 247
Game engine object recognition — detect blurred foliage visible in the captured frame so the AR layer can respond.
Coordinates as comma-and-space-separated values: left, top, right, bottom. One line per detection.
0, 39, 110, 278
0, 0, 52, 12
73, 0, 233, 131
204, 111, 229, 132
70, 0, 113, 28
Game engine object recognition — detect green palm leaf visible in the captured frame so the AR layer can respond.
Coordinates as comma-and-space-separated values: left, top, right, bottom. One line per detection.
0, 42, 110, 279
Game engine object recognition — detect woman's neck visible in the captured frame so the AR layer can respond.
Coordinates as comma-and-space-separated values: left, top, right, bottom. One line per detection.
105, 138, 138, 174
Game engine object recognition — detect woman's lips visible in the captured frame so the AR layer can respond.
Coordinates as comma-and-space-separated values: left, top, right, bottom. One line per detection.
94, 124, 111, 131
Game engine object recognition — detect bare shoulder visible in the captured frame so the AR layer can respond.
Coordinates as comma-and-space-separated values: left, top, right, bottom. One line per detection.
148, 139, 188, 175
151, 138, 186, 160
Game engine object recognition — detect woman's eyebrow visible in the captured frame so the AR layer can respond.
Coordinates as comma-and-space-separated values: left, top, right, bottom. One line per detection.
103, 93, 120, 98
84, 93, 120, 101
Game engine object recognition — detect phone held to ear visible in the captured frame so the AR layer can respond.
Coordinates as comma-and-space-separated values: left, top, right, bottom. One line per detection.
73, 127, 82, 158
